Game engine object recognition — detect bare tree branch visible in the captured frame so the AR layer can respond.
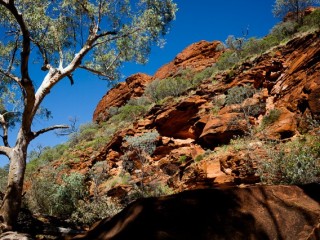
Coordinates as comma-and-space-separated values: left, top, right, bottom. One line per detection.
55, 117, 78, 136
31, 125, 69, 139
78, 65, 116, 80
0, 146, 11, 157
67, 74, 74, 85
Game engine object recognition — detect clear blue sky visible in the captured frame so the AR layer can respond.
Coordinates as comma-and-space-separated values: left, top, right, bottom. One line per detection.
2, 0, 279, 165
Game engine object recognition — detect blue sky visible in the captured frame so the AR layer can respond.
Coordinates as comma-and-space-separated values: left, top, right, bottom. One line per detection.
2, 0, 280, 165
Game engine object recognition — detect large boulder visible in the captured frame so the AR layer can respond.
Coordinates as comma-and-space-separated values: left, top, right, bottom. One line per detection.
93, 73, 152, 122
154, 40, 223, 79
70, 184, 320, 240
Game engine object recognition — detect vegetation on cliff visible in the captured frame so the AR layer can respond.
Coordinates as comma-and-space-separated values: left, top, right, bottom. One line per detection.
0, 3, 319, 238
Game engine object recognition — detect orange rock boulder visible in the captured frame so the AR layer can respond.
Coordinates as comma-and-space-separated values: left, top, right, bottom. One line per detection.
93, 73, 152, 122
154, 40, 224, 79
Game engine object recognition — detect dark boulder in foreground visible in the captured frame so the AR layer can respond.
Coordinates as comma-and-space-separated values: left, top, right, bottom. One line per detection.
69, 184, 320, 240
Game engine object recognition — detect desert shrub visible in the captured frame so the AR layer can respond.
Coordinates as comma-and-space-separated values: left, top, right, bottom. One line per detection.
127, 96, 153, 107
68, 123, 99, 147
89, 161, 110, 200
125, 130, 160, 157
241, 37, 266, 58
269, 21, 298, 42
26, 144, 69, 174
108, 106, 119, 116
261, 108, 281, 128
109, 103, 149, 123
71, 196, 122, 226
194, 154, 203, 162
105, 174, 131, 190
225, 85, 255, 105
257, 136, 320, 184
126, 182, 174, 203
123, 130, 159, 189
51, 173, 86, 217
27, 171, 86, 217
144, 77, 192, 102
86, 135, 111, 150
300, 9, 320, 31
192, 67, 218, 85
216, 50, 240, 70
179, 155, 187, 163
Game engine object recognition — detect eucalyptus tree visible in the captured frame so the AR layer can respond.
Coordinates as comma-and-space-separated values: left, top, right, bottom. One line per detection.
273, 0, 320, 23
0, 0, 177, 230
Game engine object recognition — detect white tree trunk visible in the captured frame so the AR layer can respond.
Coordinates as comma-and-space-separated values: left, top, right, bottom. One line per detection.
0, 134, 28, 231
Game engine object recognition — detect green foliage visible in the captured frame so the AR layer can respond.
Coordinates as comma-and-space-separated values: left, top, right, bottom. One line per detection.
194, 154, 203, 162
261, 109, 281, 128
225, 85, 256, 105
26, 171, 86, 217
216, 51, 240, 70
300, 9, 320, 30
26, 144, 69, 174
125, 130, 160, 157
110, 103, 150, 123
179, 155, 187, 163
68, 123, 99, 147
258, 136, 320, 184
192, 67, 218, 85
71, 197, 122, 226
269, 21, 299, 42
127, 182, 174, 201
144, 77, 193, 102
0, 0, 177, 79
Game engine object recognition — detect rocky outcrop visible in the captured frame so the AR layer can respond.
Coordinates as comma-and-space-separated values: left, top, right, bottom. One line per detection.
83, 31, 320, 197
70, 184, 320, 240
93, 73, 152, 122
154, 40, 223, 79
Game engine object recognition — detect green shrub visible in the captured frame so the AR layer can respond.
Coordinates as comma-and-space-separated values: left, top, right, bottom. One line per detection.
257, 136, 320, 184
192, 67, 218, 85
241, 37, 266, 58
52, 173, 86, 217
216, 50, 240, 70
194, 154, 203, 162
300, 9, 320, 30
144, 77, 193, 102
261, 108, 281, 128
26, 171, 86, 218
68, 123, 99, 147
110, 104, 149, 123
269, 21, 298, 42
179, 155, 187, 163
71, 197, 122, 226
125, 130, 160, 157
225, 85, 255, 105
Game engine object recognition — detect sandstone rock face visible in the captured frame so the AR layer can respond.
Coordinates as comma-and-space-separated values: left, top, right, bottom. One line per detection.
71, 184, 320, 240
93, 73, 152, 122
80, 32, 320, 199
199, 113, 248, 147
154, 40, 223, 79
